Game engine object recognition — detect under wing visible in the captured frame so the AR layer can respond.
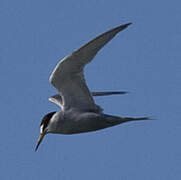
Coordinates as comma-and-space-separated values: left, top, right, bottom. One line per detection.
49, 23, 131, 110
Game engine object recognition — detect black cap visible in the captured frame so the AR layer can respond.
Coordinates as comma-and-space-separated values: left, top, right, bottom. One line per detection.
40, 111, 56, 131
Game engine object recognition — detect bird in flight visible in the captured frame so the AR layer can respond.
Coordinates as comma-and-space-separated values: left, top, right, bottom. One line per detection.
35, 23, 149, 151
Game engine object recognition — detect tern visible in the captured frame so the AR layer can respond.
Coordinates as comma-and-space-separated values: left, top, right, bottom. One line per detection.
35, 23, 149, 151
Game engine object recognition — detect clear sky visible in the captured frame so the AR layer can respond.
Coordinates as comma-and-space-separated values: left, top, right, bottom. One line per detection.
1, 0, 181, 179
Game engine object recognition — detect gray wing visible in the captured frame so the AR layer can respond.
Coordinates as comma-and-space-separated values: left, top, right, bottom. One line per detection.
49, 91, 128, 108
49, 94, 64, 109
49, 23, 131, 111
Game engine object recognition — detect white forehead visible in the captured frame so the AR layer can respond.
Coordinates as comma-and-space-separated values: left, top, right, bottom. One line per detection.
40, 125, 44, 134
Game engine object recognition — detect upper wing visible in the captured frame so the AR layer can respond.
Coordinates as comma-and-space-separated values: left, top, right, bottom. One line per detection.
49, 94, 64, 109
49, 91, 128, 108
49, 23, 132, 110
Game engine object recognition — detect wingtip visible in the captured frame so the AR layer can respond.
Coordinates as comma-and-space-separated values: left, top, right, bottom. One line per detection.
111, 91, 129, 95
124, 22, 132, 27
115, 22, 132, 32
119, 91, 129, 94
147, 116, 156, 120
128, 22, 132, 25
140, 116, 156, 121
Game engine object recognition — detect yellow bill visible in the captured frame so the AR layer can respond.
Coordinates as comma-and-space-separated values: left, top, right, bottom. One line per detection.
35, 132, 46, 151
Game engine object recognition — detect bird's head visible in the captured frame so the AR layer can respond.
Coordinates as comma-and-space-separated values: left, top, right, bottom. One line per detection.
35, 111, 56, 151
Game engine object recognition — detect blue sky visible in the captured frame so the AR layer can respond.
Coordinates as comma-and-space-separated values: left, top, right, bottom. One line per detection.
1, 0, 181, 179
